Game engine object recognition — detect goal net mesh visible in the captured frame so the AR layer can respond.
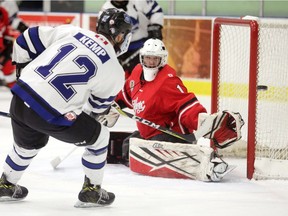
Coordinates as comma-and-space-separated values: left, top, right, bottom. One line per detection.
213, 18, 288, 180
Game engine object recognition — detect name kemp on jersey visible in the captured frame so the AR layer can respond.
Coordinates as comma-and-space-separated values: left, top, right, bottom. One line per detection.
74, 33, 110, 63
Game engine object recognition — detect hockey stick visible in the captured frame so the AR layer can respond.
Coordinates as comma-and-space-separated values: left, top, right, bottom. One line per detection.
1, 108, 78, 169
0, 111, 11, 118
111, 102, 197, 143
50, 146, 78, 169
121, 49, 140, 67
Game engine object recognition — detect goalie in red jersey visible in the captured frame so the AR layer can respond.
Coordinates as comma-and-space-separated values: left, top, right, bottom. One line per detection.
102, 38, 244, 181
0, 6, 20, 88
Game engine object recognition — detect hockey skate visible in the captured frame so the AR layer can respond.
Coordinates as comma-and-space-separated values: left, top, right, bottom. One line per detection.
209, 161, 236, 182
0, 173, 28, 202
74, 176, 115, 208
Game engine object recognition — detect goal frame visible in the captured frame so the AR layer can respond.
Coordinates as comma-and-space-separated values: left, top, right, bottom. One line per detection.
211, 18, 259, 179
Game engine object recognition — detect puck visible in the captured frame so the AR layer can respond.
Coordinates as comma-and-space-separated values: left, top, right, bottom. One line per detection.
257, 85, 268, 91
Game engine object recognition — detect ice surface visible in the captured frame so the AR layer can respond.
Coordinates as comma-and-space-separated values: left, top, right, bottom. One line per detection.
1, 87, 288, 216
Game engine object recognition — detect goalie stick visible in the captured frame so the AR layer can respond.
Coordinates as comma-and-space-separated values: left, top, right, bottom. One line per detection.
111, 102, 197, 143
1, 106, 197, 143
112, 102, 244, 149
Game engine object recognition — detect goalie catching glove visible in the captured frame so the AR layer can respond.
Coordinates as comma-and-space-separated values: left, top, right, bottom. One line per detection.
194, 111, 244, 149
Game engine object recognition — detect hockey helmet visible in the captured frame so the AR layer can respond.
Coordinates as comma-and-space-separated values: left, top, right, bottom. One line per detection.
97, 8, 132, 56
111, 0, 129, 11
140, 38, 168, 81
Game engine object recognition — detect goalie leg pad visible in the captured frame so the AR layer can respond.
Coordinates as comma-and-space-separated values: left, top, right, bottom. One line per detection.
129, 138, 217, 181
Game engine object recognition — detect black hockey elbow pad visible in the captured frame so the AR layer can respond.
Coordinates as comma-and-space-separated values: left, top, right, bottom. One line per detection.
17, 21, 28, 33
147, 24, 163, 40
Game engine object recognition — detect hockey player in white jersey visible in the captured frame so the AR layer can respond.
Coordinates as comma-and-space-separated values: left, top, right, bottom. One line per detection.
0, 8, 132, 207
100, 0, 164, 78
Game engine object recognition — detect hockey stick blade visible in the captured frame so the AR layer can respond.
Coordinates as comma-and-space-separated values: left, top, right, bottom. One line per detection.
111, 102, 196, 143
50, 146, 78, 169
50, 156, 62, 169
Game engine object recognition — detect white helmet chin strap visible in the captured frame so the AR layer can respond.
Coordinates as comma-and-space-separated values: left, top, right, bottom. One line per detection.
143, 67, 159, 82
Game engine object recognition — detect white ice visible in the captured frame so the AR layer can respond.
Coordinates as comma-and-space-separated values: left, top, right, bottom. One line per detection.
1, 87, 288, 216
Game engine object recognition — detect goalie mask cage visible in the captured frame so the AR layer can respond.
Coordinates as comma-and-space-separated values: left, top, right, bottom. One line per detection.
211, 17, 288, 180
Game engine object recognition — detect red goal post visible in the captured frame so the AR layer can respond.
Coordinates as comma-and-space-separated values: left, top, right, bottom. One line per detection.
211, 17, 288, 180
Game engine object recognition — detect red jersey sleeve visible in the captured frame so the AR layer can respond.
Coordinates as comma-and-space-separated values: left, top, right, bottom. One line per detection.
160, 73, 207, 134
0, 7, 10, 52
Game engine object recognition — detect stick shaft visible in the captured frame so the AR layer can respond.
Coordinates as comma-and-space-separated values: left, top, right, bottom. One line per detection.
0, 111, 11, 118
111, 103, 196, 143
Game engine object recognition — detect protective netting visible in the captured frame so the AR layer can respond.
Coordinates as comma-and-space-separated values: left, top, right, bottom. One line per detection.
215, 18, 288, 180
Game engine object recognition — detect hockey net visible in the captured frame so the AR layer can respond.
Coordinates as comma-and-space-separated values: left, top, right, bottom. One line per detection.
211, 17, 288, 180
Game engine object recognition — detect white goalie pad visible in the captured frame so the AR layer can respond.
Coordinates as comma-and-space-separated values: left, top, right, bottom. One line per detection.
129, 138, 215, 181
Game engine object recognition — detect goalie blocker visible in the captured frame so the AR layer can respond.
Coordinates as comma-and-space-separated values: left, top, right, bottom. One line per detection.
129, 138, 235, 182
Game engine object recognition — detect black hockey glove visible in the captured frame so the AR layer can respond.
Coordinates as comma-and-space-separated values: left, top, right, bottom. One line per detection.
147, 24, 163, 40
17, 21, 28, 33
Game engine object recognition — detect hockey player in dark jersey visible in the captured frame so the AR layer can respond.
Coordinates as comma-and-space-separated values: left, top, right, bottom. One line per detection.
0, 8, 132, 207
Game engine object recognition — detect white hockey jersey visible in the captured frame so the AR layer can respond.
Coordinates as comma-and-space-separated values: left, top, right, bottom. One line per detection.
100, 0, 163, 51
11, 25, 125, 126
